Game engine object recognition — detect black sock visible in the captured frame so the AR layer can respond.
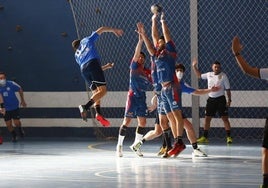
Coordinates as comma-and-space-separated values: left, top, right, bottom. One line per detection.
119, 125, 128, 136
226, 130, 231, 137
192, 142, 198, 150
136, 126, 145, 135
177, 136, 184, 145
163, 128, 172, 148
85, 99, 94, 110
204, 130, 208, 138
263, 173, 268, 186
94, 105, 101, 115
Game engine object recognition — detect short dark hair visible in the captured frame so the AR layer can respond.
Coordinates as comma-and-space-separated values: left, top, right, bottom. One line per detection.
140, 51, 146, 59
175, 63, 185, 72
72, 39, 81, 51
213, 61, 221, 65
0, 72, 6, 76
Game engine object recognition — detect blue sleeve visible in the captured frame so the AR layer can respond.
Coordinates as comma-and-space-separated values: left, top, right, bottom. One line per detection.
181, 81, 195, 94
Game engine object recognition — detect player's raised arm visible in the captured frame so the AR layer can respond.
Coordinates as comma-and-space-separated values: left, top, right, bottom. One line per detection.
232, 36, 260, 79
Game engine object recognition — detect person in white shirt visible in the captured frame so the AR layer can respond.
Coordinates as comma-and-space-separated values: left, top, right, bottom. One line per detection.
232, 36, 268, 188
192, 60, 233, 144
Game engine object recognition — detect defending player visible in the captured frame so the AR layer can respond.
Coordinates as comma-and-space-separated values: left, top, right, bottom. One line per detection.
232, 36, 268, 188
116, 23, 151, 157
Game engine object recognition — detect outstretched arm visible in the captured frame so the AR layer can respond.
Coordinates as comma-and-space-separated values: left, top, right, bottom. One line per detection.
192, 58, 202, 79
132, 23, 144, 62
160, 12, 171, 43
232, 36, 260, 79
151, 14, 159, 47
96, 26, 124, 37
192, 86, 221, 95
137, 22, 155, 56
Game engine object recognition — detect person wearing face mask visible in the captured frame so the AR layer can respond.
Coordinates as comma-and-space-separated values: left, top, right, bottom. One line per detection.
0, 72, 26, 142
131, 62, 220, 158
192, 59, 233, 144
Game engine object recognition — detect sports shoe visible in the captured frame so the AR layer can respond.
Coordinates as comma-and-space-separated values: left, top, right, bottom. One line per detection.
19, 127, 25, 138
12, 134, 17, 142
162, 147, 172, 158
157, 146, 167, 156
192, 148, 207, 157
78, 105, 87, 122
0, 136, 3, 144
197, 136, 209, 144
167, 143, 186, 157
130, 142, 143, 157
116, 145, 123, 157
227, 136, 233, 144
96, 114, 110, 127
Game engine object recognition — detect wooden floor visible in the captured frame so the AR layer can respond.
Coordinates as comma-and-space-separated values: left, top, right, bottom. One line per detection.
0, 138, 262, 188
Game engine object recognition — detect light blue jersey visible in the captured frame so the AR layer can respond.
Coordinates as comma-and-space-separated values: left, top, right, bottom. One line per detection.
74, 31, 100, 68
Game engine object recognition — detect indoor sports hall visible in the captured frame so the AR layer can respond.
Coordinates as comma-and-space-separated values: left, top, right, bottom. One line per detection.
0, 0, 267, 188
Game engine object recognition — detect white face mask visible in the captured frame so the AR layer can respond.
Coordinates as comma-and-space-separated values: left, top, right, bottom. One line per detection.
176, 71, 184, 80
0, 79, 6, 86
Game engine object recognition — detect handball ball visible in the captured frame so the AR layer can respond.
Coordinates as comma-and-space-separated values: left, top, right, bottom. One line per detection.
151, 4, 162, 14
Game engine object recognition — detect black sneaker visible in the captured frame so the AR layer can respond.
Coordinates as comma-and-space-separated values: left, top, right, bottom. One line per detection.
19, 127, 25, 138
11, 131, 17, 142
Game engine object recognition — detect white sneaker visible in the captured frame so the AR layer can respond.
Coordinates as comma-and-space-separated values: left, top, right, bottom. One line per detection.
192, 148, 207, 157
130, 142, 143, 157
116, 145, 123, 157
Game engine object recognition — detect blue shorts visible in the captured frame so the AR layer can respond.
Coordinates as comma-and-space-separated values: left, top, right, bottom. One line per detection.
3, 108, 20, 121
81, 58, 106, 91
124, 91, 147, 118
161, 82, 182, 113
157, 94, 168, 115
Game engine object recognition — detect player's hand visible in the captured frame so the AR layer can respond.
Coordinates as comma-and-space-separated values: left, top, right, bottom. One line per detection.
211, 85, 221, 92
152, 14, 158, 22
160, 12, 165, 22
148, 104, 157, 113
232, 36, 243, 55
192, 58, 198, 67
113, 29, 124, 37
20, 101, 27, 107
106, 62, 114, 69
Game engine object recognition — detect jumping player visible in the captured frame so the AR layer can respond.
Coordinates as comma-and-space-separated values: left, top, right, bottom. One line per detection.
116, 23, 151, 157
72, 26, 123, 127
138, 11, 185, 157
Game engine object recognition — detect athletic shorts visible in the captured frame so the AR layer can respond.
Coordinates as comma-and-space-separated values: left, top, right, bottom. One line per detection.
161, 82, 182, 114
263, 117, 268, 149
124, 91, 147, 118
205, 95, 228, 117
81, 58, 106, 91
3, 108, 20, 121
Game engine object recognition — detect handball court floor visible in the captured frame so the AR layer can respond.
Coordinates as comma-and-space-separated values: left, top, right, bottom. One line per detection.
0, 137, 262, 188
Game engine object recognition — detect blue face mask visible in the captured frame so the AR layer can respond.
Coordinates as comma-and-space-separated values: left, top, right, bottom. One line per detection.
0, 79, 6, 86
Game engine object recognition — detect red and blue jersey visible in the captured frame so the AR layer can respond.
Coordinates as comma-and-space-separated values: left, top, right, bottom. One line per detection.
74, 31, 100, 68
0, 81, 21, 111
155, 41, 177, 83
129, 60, 151, 96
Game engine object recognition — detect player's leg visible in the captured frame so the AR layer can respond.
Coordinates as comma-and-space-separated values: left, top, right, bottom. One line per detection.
197, 97, 215, 143
12, 108, 24, 138
116, 117, 132, 157
183, 118, 207, 157
116, 92, 135, 157
218, 96, 232, 143
3, 110, 17, 142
